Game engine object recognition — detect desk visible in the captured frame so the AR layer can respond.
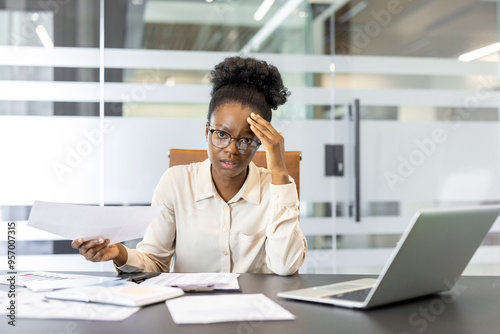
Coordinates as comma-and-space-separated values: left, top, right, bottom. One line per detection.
3, 273, 500, 334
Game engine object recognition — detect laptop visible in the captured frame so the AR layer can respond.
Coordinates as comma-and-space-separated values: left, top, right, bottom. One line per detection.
278, 205, 500, 309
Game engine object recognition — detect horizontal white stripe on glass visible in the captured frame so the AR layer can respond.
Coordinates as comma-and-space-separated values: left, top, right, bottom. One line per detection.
0, 46, 99, 68
0, 46, 497, 76
1, 81, 499, 107
334, 246, 500, 267
0, 81, 99, 102
301, 217, 500, 236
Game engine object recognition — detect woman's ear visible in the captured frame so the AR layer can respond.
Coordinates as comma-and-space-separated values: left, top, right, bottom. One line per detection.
205, 122, 209, 141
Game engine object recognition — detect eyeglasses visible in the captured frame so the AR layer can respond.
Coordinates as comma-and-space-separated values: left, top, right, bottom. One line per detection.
208, 128, 261, 155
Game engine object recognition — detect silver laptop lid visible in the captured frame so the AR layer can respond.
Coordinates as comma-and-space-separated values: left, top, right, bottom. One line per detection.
365, 205, 500, 308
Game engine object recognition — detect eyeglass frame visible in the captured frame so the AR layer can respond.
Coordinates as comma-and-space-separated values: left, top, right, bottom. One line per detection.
207, 125, 262, 155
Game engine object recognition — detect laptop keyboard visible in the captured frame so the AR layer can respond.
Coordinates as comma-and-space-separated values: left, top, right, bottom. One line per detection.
326, 287, 372, 302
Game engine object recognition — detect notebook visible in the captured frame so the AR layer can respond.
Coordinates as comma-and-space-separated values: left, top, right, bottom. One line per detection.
45, 280, 184, 307
278, 205, 500, 309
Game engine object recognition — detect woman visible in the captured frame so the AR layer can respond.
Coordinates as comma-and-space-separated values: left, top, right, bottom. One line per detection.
72, 56, 307, 275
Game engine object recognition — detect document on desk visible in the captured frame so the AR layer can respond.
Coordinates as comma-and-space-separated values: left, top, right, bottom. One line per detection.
27, 200, 162, 244
0, 289, 140, 321
140, 273, 240, 291
166, 293, 295, 324
0, 271, 118, 292
45, 281, 184, 307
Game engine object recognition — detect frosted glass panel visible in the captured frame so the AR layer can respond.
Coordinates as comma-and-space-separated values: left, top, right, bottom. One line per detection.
0, 116, 100, 205
361, 121, 500, 202
103, 118, 206, 204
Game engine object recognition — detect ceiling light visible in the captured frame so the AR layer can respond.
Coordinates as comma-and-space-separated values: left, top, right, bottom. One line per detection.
165, 77, 175, 87
242, 0, 304, 53
35, 25, 54, 49
254, 0, 275, 21
458, 42, 500, 62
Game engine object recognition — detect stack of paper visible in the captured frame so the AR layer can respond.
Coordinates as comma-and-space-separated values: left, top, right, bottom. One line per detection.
0, 278, 184, 321
140, 273, 240, 291
0, 289, 141, 321
45, 281, 184, 307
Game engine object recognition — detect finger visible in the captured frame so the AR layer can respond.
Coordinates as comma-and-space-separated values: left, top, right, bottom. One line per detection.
71, 238, 84, 249
79, 238, 105, 253
84, 240, 109, 262
248, 112, 266, 123
89, 243, 110, 262
248, 113, 273, 130
97, 242, 114, 261
249, 114, 280, 138
248, 119, 276, 142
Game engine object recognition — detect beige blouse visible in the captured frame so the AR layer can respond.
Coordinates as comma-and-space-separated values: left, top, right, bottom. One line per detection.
117, 159, 307, 275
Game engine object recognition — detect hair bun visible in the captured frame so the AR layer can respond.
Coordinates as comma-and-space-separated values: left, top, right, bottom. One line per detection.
210, 56, 290, 110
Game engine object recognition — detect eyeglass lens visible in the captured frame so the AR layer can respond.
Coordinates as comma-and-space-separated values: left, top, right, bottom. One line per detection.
210, 130, 259, 155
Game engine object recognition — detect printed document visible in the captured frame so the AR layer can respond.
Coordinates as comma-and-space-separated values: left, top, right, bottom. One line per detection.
0, 271, 117, 292
0, 289, 140, 321
27, 200, 161, 244
45, 281, 184, 307
166, 293, 295, 324
141, 273, 240, 290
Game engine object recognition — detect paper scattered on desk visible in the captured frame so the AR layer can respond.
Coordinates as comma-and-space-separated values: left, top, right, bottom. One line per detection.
27, 200, 162, 244
0, 271, 119, 291
166, 293, 295, 324
25, 275, 118, 292
0, 271, 96, 286
141, 272, 240, 290
0, 290, 139, 321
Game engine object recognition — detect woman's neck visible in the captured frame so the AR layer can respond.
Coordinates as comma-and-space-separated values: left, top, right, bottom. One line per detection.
211, 167, 248, 202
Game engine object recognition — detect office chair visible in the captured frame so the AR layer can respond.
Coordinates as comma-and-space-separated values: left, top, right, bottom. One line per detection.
168, 149, 301, 196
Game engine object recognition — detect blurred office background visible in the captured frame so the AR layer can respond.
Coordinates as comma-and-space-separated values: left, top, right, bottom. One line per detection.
0, 0, 499, 274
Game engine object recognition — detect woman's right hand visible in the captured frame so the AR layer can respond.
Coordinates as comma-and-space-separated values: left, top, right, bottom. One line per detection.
71, 238, 128, 266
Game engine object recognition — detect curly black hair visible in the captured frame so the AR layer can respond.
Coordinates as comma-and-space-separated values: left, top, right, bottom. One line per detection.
207, 56, 290, 122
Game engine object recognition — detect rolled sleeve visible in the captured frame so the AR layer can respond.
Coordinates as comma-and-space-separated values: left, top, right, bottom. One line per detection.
265, 181, 307, 276
116, 246, 171, 273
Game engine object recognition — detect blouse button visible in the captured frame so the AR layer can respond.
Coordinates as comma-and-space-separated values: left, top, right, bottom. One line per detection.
273, 194, 279, 199
223, 227, 228, 233
223, 251, 228, 256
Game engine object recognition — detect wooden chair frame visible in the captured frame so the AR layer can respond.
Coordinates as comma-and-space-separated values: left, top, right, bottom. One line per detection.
168, 149, 301, 195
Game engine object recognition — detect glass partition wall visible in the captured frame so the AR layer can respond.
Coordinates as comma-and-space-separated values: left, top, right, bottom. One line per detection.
328, 0, 500, 275
1, 0, 499, 274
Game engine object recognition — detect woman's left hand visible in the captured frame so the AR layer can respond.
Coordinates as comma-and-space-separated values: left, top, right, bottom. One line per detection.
247, 113, 290, 185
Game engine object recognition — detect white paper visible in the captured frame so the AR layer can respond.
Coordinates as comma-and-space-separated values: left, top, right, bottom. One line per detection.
0, 271, 98, 287
0, 271, 118, 292
0, 290, 139, 321
27, 200, 162, 244
166, 293, 295, 324
141, 273, 240, 290
45, 281, 184, 307
24, 276, 118, 292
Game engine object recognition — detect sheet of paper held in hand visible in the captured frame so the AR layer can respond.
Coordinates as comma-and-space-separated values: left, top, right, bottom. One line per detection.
27, 200, 162, 244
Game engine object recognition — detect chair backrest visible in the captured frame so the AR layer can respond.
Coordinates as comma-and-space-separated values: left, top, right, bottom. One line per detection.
168, 149, 301, 195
